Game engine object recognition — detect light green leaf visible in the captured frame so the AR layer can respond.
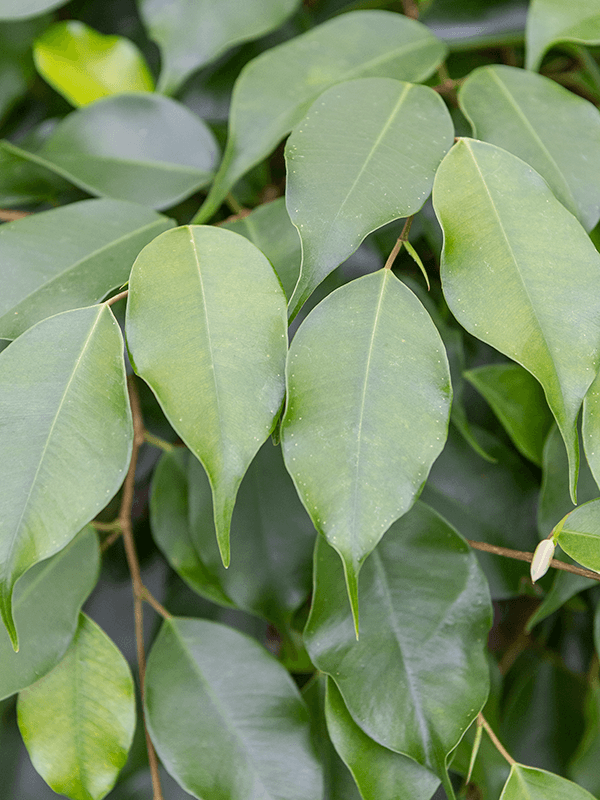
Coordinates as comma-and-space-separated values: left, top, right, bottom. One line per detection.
324, 678, 440, 800
459, 64, 600, 231
286, 78, 453, 319
0, 305, 132, 649
281, 269, 451, 628
500, 763, 597, 799
0, 0, 67, 19
304, 502, 491, 782
139, 0, 300, 95
34, 21, 154, 107
0, 198, 174, 340
0, 526, 99, 700
433, 138, 600, 503
583, 365, 600, 491
126, 226, 287, 566
555, 498, 600, 572
17, 613, 135, 800
1, 93, 219, 209
193, 10, 447, 223
150, 442, 315, 627
526, 0, 600, 71
221, 197, 301, 300
144, 617, 323, 800
464, 363, 553, 466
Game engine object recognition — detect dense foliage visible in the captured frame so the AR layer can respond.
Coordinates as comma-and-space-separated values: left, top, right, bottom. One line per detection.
2, 0, 600, 798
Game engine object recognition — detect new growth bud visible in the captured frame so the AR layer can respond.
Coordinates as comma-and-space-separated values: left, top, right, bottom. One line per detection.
530, 539, 556, 583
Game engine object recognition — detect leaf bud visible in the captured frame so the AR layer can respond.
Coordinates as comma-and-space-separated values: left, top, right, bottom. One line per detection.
530, 539, 555, 583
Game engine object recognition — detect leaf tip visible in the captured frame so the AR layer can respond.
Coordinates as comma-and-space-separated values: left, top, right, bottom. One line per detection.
341, 558, 360, 640
0, 595, 19, 652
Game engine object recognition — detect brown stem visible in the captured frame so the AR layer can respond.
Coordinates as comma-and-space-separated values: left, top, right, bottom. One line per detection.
478, 713, 516, 766
384, 216, 414, 270
466, 539, 600, 583
121, 376, 165, 800
401, 0, 419, 19
106, 289, 129, 307
0, 208, 31, 221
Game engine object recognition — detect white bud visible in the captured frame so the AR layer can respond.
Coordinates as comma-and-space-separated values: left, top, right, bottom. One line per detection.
530, 539, 556, 583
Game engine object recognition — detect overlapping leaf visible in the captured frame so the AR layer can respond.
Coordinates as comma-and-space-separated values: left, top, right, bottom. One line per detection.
500, 764, 596, 799
0, 526, 99, 700
33, 21, 154, 106
144, 617, 323, 800
1, 94, 218, 209
0, 0, 67, 19
286, 78, 453, 319
583, 366, 600, 491
0, 305, 132, 649
526, 0, 600, 71
17, 613, 135, 800
281, 269, 451, 626
555, 498, 600, 571
433, 138, 600, 502
139, 0, 301, 95
304, 502, 492, 784
0, 198, 174, 339
193, 10, 446, 223
0, 19, 47, 123
126, 225, 287, 565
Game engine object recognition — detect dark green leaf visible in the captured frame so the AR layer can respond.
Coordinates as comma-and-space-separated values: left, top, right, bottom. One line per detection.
526, 0, 600, 71
569, 678, 600, 795
525, 569, 594, 631
144, 617, 323, 800
0, 18, 46, 122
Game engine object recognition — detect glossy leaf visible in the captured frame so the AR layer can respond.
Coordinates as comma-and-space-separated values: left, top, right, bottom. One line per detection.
500, 764, 596, 799
0, 526, 99, 700
555, 498, 600, 571
0, 198, 174, 340
304, 502, 492, 781
0, 305, 132, 649
526, 0, 600, 71
286, 78, 453, 318
281, 269, 451, 626
221, 197, 301, 299
150, 442, 315, 627
140, 0, 300, 95
1, 93, 219, 209
193, 10, 447, 223
583, 365, 600, 491
17, 613, 135, 800
433, 138, 600, 502
144, 617, 323, 800
0, 0, 67, 19
34, 21, 154, 107
459, 64, 600, 230
126, 225, 287, 565
325, 678, 440, 800
464, 363, 553, 466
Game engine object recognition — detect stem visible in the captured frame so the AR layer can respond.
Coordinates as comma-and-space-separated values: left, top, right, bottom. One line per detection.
121, 375, 165, 800
384, 216, 414, 270
225, 193, 244, 215
400, 0, 419, 18
466, 539, 600, 583
144, 431, 175, 452
0, 208, 31, 221
106, 289, 129, 307
478, 713, 516, 766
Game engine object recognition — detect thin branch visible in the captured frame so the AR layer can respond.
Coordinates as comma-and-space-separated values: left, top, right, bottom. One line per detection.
121, 376, 165, 800
144, 431, 175, 452
141, 587, 172, 621
478, 713, 516, 766
384, 216, 414, 270
400, 0, 419, 19
91, 519, 121, 533
466, 539, 600, 583
0, 208, 31, 221
106, 289, 129, 307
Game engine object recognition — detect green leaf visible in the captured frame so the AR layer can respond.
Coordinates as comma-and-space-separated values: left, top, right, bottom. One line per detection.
1, 93, 219, 209
0, 139, 71, 206
555, 498, 600, 571
464, 363, 553, 466
324, 678, 440, 800
281, 269, 451, 628
583, 364, 600, 491
193, 10, 447, 223
150, 442, 315, 627
500, 763, 596, 799
0, 526, 99, 700
0, 0, 67, 19
525, 568, 595, 631
0, 305, 132, 649
144, 617, 323, 800
526, 0, 600, 71
569, 678, 600, 795
459, 64, 600, 231
126, 225, 287, 566
17, 613, 135, 800
303, 502, 492, 781
0, 18, 47, 123
139, 0, 301, 95
33, 21, 154, 107
0, 198, 174, 340
286, 78, 453, 319
221, 197, 301, 300
433, 138, 600, 503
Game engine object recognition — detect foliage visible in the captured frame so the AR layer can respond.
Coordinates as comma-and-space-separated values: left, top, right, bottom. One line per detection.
2, 0, 600, 798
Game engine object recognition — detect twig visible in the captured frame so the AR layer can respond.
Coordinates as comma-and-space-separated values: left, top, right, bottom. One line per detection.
384, 216, 414, 270
466, 539, 600, 583
0, 208, 31, 221
400, 0, 419, 19
121, 375, 165, 800
478, 713, 516, 766
144, 431, 175, 452
106, 289, 129, 307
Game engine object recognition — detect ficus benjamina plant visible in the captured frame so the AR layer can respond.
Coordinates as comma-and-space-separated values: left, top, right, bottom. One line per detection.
4, 0, 600, 798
